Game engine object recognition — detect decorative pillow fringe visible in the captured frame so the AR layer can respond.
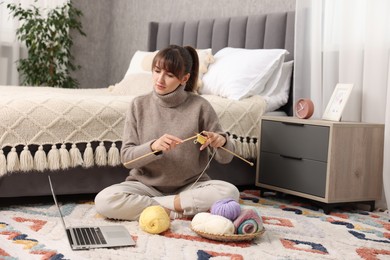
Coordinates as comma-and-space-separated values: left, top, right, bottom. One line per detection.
70, 144, 83, 167
6, 147, 20, 172
95, 142, 107, 166
0, 150, 7, 176
48, 145, 60, 171
34, 145, 48, 172
83, 143, 94, 168
108, 143, 121, 166
20, 145, 34, 172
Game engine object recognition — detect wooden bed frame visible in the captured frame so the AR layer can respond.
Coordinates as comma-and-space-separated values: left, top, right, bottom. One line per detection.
0, 11, 295, 199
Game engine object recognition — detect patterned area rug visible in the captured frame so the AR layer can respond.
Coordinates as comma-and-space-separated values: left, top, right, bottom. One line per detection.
0, 190, 389, 260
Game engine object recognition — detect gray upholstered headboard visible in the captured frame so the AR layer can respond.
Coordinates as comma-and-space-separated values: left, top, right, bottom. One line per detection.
147, 11, 295, 115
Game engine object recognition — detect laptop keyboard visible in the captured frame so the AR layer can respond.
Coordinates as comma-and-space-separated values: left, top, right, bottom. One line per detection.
73, 227, 107, 245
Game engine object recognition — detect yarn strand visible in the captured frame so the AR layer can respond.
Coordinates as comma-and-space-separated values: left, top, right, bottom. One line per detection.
186, 149, 216, 190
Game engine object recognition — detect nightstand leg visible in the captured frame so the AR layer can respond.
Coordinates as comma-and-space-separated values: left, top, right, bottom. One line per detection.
322, 205, 333, 215
366, 201, 375, 212
259, 189, 264, 197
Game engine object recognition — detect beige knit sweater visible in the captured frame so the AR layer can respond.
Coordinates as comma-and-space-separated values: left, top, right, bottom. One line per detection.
121, 85, 234, 193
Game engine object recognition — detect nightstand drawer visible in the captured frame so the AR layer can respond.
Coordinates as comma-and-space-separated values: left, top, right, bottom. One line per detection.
258, 152, 327, 197
261, 120, 330, 162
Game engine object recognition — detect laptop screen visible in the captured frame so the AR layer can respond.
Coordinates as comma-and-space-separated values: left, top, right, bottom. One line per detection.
48, 175, 69, 231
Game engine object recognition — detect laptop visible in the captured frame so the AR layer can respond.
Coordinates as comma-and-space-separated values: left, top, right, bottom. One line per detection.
48, 175, 136, 250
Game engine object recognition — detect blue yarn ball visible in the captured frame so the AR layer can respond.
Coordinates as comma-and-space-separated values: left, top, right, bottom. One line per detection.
210, 198, 241, 221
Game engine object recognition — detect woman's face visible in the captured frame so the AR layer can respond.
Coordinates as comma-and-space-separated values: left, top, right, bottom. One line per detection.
152, 65, 189, 95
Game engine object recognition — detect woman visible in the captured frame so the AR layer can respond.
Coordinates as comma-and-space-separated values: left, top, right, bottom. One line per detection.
95, 45, 239, 220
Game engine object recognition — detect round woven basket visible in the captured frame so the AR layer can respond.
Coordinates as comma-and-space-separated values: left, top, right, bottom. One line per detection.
191, 226, 265, 242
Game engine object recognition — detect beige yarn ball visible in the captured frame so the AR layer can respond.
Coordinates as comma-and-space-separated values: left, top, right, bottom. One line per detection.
191, 212, 235, 235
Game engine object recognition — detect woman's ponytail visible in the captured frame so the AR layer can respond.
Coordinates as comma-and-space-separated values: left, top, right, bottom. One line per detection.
183, 46, 199, 92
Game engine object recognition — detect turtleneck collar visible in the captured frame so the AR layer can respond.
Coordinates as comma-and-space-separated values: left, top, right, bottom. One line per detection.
152, 85, 189, 108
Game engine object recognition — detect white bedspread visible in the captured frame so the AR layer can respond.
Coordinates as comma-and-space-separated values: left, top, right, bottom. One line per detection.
0, 86, 266, 174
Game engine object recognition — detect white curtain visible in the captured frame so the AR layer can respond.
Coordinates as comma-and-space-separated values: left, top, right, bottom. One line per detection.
295, 0, 390, 212
0, 0, 67, 85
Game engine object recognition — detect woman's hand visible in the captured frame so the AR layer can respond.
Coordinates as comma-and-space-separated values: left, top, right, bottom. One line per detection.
151, 134, 183, 152
199, 131, 226, 151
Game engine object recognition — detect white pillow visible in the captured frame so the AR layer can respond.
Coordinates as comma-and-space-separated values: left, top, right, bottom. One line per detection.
201, 48, 288, 100
124, 49, 214, 93
259, 54, 286, 96
125, 50, 158, 77
108, 72, 153, 96
264, 61, 294, 112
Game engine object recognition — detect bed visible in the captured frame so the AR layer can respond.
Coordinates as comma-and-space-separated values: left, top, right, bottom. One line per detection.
0, 11, 295, 198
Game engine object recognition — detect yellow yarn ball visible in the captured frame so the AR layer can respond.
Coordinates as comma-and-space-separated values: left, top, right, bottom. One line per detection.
139, 205, 170, 234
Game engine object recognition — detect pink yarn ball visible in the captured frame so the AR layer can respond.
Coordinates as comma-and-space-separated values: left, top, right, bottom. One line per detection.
210, 198, 241, 221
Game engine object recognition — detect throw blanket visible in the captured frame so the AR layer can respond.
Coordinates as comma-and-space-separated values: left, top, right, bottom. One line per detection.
0, 86, 267, 175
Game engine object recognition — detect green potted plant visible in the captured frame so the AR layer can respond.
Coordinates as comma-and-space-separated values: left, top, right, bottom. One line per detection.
6, 1, 86, 88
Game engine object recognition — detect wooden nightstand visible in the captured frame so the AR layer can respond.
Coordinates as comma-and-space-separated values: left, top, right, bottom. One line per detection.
256, 116, 384, 213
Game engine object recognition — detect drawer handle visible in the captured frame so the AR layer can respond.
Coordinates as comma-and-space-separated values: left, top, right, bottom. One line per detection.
282, 122, 305, 127
280, 154, 303, 160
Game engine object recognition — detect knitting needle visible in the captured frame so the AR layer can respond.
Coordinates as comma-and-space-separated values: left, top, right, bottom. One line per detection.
123, 150, 159, 166
219, 146, 254, 166
196, 132, 254, 166
123, 134, 198, 166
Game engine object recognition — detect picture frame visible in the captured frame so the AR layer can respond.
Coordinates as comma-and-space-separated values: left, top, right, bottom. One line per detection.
322, 83, 354, 121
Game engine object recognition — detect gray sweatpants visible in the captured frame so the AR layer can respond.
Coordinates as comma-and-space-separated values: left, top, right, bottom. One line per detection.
94, 180, 240, 221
